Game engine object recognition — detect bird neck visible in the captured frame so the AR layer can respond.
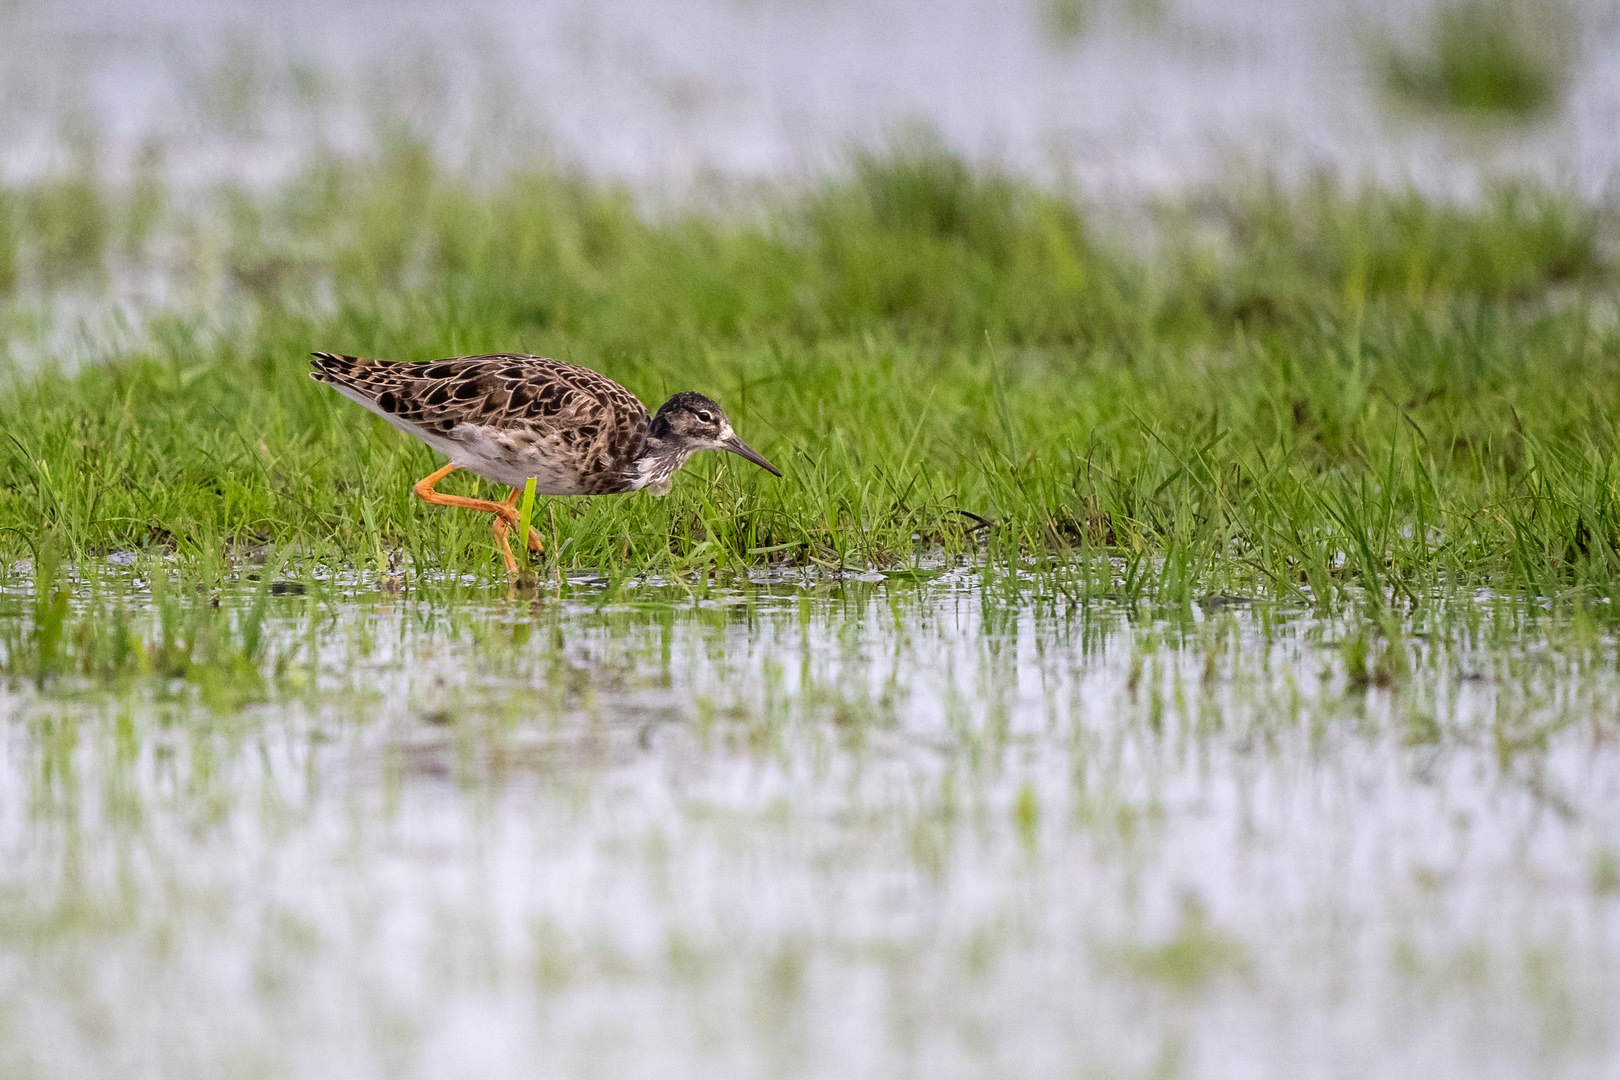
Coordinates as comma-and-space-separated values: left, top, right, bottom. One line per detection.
631, 429, 695, 495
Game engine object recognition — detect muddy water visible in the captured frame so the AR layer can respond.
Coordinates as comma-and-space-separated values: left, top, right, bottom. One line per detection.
1, 567, 1616, 1078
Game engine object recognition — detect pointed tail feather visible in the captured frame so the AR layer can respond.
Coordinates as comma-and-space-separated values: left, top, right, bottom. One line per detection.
309, 351, 363, 384
308, 352, 409, 397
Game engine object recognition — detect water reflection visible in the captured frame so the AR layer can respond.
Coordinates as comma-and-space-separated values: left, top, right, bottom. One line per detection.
1, 566, 1616, 1078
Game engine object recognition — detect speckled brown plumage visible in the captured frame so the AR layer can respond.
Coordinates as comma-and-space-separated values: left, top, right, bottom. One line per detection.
310, 352, 653, 494
308, 350, 782, 573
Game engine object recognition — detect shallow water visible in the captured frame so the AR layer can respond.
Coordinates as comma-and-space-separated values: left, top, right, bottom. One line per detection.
2, 0, 1618, 198
1, 563, 1616, 1078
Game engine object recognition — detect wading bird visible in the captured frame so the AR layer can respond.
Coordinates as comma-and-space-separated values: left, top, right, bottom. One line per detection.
309, 352, 781, 573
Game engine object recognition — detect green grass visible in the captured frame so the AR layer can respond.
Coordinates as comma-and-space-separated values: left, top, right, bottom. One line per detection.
0, 137, 1617, 608
1041, 0, 1092, 43
1382, 0, 1576, 119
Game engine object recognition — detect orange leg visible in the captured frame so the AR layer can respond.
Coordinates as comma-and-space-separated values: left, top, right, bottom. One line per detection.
413, 464, 542, 574
492, 512, 546, 574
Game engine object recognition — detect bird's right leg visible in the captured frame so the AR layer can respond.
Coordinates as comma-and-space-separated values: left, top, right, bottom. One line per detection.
488, 515, 521, 575
501, 487, 545, 553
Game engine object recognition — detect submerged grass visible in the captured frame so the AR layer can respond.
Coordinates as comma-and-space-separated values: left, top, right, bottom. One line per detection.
0, 136, 1617, 606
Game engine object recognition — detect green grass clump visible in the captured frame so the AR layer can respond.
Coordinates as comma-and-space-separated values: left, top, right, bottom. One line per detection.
1117, 896, 1249, 993
1383, 0, 1576, 119
0, 540, 273, 707
0, 140, 1616, 606
0, 191, 17, 294
1041, 0, 1091, 44
24, 175, 110, 283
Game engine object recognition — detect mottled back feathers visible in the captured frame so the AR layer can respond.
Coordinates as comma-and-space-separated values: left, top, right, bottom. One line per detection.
309, 352, 653, 493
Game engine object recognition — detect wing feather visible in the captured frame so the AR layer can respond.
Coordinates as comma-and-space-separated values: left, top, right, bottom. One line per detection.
310, 352, 652, 493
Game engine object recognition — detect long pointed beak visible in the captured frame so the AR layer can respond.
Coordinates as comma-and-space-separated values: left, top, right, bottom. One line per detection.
721, 435, 782, 477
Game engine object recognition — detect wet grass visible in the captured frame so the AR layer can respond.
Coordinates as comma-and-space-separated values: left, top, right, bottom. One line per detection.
0, 138, 1617, 607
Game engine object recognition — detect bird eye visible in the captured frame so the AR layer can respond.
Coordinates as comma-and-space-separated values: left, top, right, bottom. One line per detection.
697, 411, 713, 423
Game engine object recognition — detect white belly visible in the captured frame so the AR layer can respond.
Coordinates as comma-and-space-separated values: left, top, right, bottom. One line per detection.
445, 426, 590, 492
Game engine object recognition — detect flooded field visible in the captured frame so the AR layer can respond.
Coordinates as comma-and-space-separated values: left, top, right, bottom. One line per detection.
3, 1, 1620, 1076
2, 559, 1617, 1078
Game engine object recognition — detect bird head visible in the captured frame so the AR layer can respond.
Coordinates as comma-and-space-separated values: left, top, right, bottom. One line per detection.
652, 392, 781, 476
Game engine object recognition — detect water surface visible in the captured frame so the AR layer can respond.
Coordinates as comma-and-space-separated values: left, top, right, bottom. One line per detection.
2, 563, 1616, 1078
